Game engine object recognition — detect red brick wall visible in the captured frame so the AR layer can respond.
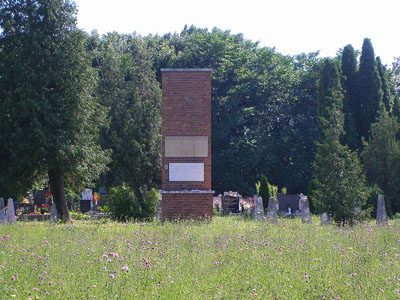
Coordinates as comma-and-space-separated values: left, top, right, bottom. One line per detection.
161, 69, 213, 219
161, 69, 212, 191
162, 193, 213, 219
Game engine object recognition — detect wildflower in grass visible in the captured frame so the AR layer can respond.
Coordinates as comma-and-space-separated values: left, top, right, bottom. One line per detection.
0, 265, 4, 269
48, 281, 52, 285
45, 291, 50, 295
19, 259, 24, 263
109, 274, 115, 279
43, 271, 47, 275
102, 254, 107, 258
351, 273, 356, 277
11, 276, 16, 281
4, 235, 9, 238
34, 288, 38, 291
121, 265, 129, 273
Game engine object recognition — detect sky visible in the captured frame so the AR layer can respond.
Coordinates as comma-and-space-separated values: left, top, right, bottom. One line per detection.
76, 0, 399, 66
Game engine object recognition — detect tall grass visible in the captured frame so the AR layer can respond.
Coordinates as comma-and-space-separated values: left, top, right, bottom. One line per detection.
0, 217, 399, 299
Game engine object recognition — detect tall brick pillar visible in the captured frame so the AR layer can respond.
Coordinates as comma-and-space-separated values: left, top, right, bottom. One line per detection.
161, 69, 214, 220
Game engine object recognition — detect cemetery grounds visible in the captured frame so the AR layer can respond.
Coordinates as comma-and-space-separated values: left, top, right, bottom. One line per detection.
0, 217, 399, 300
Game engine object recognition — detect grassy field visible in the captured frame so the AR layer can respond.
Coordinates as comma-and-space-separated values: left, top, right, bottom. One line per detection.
0, 217, 399, 300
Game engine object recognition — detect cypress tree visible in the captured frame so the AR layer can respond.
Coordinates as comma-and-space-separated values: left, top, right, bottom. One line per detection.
341, 44, 360, 150
311, 59, 369, 224
376, 57, 391, 112
358, 38, 383, 142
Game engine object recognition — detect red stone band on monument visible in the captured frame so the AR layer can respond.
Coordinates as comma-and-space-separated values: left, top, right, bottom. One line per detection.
160, 68, 214, 220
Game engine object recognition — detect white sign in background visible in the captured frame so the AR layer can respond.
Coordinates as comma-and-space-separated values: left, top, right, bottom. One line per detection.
169, 163, 204, 181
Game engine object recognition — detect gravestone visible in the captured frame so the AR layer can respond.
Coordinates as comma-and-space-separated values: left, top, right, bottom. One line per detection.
0, 198, 5, 223
156, 198, 162, 221
277, 193, 300, 214
50, 203, 58, 222
267, 197, 277, 223
300, 195, 311, 223
6, 198, 16, 223
376, 194, 387, 225
253, 196, 265, 221
81, 188, 93, 213
222, 191, 240, 215
160, 69, 214, 220
320, 212, 329, 225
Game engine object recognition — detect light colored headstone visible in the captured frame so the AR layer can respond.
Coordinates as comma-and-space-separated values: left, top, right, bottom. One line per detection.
6, 198, 16, 223
50, 203, 58, 222
320, 212, 329, 225
267, 197, 277, 224
156, 198, 162, 221
376, 194, 387, 225
81, 188, 93, 200
0, 198, 5, 223
253, 196, 265, 221
300, 195, 312, 223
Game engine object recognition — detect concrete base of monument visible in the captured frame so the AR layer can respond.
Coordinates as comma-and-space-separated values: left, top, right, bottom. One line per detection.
160, 190, 214, 220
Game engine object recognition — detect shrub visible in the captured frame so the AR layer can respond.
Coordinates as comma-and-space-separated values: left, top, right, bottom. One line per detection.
107, 186, 158, 221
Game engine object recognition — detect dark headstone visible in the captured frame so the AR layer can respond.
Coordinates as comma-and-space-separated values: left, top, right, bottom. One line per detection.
376, 194, 387, 225
34, 190, 47, 206
222, 192, 240, 215
80, 200, 91, 213
277, 193, 300, 214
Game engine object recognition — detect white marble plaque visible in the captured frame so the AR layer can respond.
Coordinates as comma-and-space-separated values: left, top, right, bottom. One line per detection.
169, 163, 204, 181
165, 136, 208, 157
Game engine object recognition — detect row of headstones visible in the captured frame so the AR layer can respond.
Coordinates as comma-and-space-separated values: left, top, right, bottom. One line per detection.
0, 197, 58, 223
254, 194, 388, 225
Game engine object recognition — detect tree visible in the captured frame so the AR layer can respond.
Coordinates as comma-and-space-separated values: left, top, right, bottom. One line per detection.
340, 44, 360, 150
146, 27, 320, 195
311, 59, 369, 224
376, 57, 391, 112
96, 33, 162, 202
256, 175, 271, 211
362, 109, 400, 213
0, 0, 110, 221
357, 38, 383, 142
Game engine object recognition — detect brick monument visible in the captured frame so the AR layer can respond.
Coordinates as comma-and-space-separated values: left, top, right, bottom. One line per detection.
161, 69, 214, 220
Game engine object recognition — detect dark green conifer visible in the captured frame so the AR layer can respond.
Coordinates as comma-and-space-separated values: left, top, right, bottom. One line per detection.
358, 38, 383, 142
311, 59, 369, 224
341, 44, 360, 150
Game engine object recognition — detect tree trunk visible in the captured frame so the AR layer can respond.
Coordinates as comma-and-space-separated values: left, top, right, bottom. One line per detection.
48, 168, 71, 222
132, 177, 144, 204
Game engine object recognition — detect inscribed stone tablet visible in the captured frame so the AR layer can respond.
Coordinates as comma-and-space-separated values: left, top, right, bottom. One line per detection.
165, 136, 208, 157
169, 163, 204, 181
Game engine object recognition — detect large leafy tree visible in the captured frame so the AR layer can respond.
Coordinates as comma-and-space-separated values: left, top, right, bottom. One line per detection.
96, 33, 162, 201
357, 38, 383, 142
0, 0, 110, 221
311, 59, 369, 224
